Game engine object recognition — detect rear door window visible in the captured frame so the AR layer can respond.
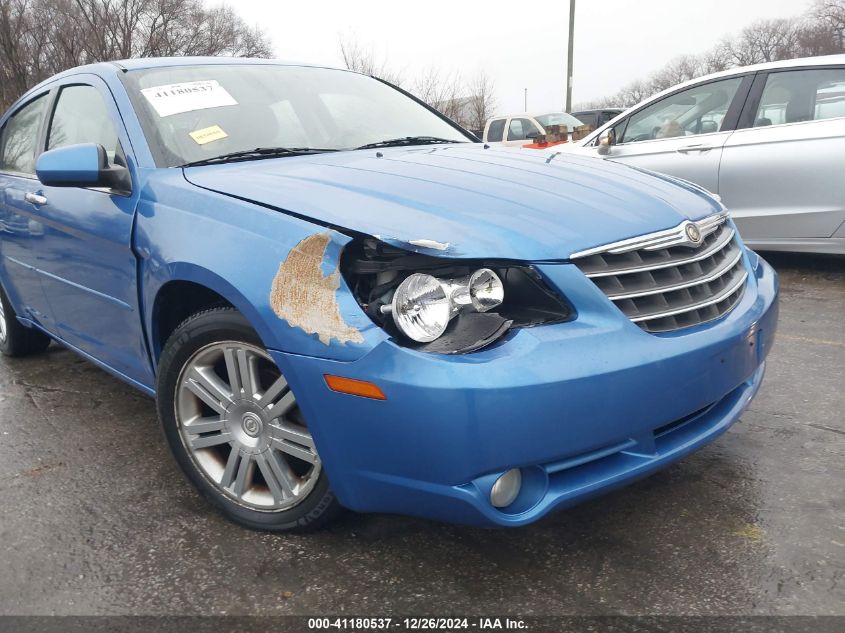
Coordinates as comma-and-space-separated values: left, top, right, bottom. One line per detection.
486, 118, 506, 142
0, 94, 48, 175
754, 67, 845, 127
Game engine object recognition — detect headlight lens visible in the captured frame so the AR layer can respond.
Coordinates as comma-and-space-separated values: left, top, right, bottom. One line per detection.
391, 273, 452, 342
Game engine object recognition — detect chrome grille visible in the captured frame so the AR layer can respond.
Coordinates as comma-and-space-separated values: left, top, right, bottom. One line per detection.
570, 213, 747, 333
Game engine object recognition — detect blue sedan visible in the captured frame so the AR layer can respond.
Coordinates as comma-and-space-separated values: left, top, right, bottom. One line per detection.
0, 58, 778, 530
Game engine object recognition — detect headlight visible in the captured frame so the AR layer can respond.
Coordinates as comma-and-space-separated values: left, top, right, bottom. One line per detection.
386, 269, 505, 342
390, 273, 452, 342
343, 238, 572, 354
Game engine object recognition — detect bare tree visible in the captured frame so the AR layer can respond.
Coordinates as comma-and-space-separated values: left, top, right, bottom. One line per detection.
0, 0, 273, 111
466, 71, 497, 132
650, 54, 706, 92
337, 35, 497, 130
338, 34, 404, 85
722, 18, 801, 66
575, 78, 649, 110
67, 0, 273, 59
603, 79, 650, 108
698, 46, 732, 75
583, 2, 845, 111
412, 66, 463, 119
812, 0, 845, 48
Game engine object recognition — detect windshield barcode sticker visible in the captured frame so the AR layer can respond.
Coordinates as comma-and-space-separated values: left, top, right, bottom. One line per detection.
141, 80, 238, 118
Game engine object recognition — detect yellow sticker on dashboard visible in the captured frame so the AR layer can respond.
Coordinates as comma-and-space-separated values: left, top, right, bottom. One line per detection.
189, 125, 228, 145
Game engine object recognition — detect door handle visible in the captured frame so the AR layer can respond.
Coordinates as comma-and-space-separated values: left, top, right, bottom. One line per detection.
676, 144, 716, 153
24, 192, 47, 205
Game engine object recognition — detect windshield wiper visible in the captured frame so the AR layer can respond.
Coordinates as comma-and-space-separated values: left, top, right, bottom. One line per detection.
355, 136, 463, 150
180, 147, 338, 167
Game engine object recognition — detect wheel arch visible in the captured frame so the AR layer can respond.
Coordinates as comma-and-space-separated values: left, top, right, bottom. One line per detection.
147, 265, 277, 367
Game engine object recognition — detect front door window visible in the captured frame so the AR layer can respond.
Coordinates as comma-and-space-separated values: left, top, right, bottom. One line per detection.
619, 77, 744, 144
47, 85, 122, 163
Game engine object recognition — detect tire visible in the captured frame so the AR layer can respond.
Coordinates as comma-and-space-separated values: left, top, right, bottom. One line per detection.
0, 284, 51, 358
156, 307, 341, 532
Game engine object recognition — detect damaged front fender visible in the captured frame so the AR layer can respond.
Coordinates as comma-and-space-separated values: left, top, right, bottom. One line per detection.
137, 182, 386, 365
262, 228, 385, 359
269, 232, 364, 346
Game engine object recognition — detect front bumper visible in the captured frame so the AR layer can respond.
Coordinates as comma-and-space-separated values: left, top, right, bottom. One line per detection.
270, 255, 779, 527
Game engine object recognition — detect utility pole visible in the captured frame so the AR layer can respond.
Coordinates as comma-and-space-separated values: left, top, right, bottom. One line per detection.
565, 0, 575, 112
524, 88, 527, 111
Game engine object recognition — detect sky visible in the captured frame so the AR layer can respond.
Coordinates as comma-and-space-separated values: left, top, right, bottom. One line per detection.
222, 0, 807, 115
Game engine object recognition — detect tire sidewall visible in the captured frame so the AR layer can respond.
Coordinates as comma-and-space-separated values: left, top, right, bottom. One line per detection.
0, 283, 50, 357
0, 287, 13, 356
156, 308, 338, 531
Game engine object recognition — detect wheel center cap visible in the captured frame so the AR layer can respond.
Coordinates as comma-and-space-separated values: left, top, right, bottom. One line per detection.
241, 413, 263, 437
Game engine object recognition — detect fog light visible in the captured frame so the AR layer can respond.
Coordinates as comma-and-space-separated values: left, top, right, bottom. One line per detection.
490, 468, 522, 508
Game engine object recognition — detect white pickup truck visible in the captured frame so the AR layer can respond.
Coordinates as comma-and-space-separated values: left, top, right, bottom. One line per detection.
482, 112, 585, 146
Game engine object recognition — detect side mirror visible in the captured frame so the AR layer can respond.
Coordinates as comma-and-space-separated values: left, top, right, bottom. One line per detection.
36, 143, 131, 193
596, 128, 616, 156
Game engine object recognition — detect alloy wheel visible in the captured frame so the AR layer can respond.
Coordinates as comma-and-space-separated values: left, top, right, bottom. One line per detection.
175, 342, 321, 511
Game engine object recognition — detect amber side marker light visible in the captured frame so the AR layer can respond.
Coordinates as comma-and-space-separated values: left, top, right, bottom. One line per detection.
324, 375, 387, 400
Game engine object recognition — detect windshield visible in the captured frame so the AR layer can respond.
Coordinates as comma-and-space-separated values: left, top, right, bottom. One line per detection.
535, 112, 584, 128
121, 64, 472, 167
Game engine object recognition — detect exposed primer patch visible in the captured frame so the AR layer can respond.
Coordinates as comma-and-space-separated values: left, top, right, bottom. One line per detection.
270, 233, 364, 345
375, 235, 454, 253
407, 238, 450, 251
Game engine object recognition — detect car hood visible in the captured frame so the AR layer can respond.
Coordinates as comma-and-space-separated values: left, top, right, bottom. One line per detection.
182, 144, 721, 261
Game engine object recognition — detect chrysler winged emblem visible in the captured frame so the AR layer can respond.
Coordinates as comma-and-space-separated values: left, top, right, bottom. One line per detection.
685, 223, 702, 244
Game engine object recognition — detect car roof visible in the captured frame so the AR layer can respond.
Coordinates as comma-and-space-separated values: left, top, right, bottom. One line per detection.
110, 56, 339, 71
572, 108, 624, 114
646, 54, 845, 97
489, 111, 583, 119
22, 57, 346, 92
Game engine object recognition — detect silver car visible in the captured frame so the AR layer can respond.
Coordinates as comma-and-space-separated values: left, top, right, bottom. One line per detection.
567, 55, 845, 255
